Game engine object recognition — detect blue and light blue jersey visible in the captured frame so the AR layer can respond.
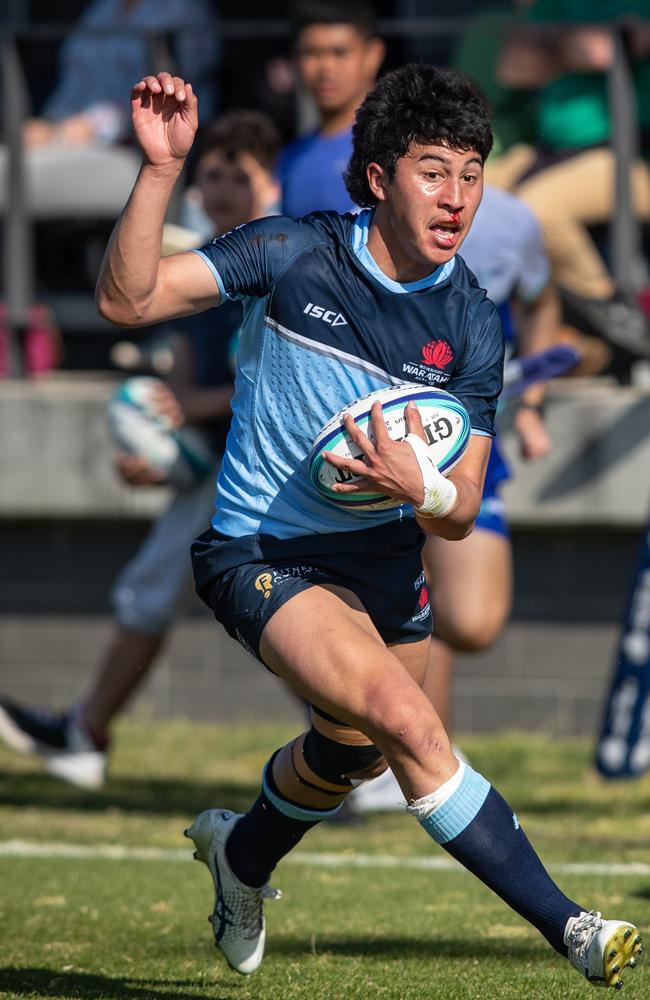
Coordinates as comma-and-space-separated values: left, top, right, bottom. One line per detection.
193, 210, 504, 540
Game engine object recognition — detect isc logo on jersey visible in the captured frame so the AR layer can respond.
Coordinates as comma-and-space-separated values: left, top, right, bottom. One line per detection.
304, 303, 348, 326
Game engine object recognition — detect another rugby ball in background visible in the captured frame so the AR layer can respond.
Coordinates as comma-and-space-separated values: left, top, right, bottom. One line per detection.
309, 384, 470, 512
107, 376, 214, 489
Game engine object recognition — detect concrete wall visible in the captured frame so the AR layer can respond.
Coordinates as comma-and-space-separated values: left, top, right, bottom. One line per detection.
2, 375, 649, 524
1, 375, 649, 735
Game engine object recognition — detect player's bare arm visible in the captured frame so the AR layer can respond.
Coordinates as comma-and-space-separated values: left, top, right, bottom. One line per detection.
96, 73, 220, 328
323, 401, 489, 539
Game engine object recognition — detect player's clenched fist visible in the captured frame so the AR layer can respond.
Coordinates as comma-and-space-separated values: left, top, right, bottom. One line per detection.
131, 72, 198, 167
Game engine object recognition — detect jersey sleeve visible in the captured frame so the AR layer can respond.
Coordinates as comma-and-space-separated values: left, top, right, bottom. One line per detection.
448, 300, 504, 437
191, 215, 322, 302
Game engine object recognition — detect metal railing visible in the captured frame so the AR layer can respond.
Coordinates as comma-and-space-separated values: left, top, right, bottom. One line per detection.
1, 16, 647, 375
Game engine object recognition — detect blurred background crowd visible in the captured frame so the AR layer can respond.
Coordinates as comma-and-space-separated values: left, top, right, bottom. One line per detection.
1, 0, 650, 786
2, 0, 649, 378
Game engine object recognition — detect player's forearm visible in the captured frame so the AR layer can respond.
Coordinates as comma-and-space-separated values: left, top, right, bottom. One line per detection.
96, 160, 184, 326
415, 474, 480, 540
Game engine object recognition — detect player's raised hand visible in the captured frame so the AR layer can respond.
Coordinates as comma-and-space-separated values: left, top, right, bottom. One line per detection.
131, 73, 198, 166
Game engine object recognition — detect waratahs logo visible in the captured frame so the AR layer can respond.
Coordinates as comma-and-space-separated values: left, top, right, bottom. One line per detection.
422, 339, 454, 368
413, 584, 431, 623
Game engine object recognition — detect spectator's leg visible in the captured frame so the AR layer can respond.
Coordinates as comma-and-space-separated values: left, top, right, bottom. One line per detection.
82, 472, 217, 742
483, 143, 536, 191
516, 148, 650, 300
421, 528, 512, 734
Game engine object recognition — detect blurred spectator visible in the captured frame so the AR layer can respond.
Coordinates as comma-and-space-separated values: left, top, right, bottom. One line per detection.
491, 1, 650, 360
0, 109, 281, 788
452, 0, 537, 159
0, 303, 63, 376
397, 0, 498, 68
0, 0, 220, 218
278, 0, 385, 217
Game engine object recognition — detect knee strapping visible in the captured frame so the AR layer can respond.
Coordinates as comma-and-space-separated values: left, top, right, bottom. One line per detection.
305, 707, 386, 781
266, 710, 386, 820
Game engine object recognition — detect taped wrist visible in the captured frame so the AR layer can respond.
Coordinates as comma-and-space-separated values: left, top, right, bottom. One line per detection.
405, 433, 458, 518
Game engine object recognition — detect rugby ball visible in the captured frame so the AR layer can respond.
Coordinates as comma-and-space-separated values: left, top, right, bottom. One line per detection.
309, 384, 470, 511
107, 376, 214, 489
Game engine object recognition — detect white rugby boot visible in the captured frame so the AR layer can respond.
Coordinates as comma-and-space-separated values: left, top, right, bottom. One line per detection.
565, 910, 643, 989
185, 809, 281, 975
0, 700, 106, 789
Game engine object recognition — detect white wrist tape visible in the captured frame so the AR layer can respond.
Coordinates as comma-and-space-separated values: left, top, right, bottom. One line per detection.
405, 433, 458, 518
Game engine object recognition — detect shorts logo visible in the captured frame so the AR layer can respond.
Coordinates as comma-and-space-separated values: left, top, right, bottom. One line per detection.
422, 339, 454, 368
255, 572, 273, 599
412, 582, 431, 622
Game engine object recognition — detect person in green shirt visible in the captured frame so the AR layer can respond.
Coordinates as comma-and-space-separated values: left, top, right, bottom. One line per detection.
491, 1, 650, 359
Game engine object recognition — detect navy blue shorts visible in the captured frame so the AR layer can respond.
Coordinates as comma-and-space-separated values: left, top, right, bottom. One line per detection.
191, 520, 432, 663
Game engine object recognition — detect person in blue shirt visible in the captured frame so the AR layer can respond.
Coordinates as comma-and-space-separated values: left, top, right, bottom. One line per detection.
278, 0, 385, 217
91, 64, 639, 987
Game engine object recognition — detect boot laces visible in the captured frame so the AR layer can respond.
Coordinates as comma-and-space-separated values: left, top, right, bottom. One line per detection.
567, 910, 603, 968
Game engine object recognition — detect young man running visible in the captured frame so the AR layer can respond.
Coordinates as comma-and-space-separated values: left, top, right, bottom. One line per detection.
95, 64, 642, 989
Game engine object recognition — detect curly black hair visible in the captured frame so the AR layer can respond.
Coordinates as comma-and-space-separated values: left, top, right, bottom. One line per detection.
345, 64, 493, 208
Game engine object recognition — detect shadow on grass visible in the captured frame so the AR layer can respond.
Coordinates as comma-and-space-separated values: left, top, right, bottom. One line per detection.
0, 772, 257, 817
271, 934, 545, 963
0, 938, 546, 997
0, 968, 226, 1000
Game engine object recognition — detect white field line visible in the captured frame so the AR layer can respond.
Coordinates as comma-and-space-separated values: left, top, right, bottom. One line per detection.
0, 839, 649, 877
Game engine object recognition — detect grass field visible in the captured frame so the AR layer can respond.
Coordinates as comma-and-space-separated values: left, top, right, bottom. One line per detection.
2, 720, 650, 999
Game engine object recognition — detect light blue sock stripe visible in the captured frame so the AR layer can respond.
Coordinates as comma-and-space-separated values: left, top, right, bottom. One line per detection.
262, 767, 343, 823
419, 767, 491, 845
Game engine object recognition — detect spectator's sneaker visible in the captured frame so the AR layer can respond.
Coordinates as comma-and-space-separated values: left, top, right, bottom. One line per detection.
185, 809, 281, 975
349, 767, 404, 814
561, 288, 650, 360
0, 701, 106, 789
565, 910, 643, 988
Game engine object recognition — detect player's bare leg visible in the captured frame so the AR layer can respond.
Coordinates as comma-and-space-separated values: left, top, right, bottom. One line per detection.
188, 584, 641, 984
260, 586, 452, 798
353, 526, 512, 811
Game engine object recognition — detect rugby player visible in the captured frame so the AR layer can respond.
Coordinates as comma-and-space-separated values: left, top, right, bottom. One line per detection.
94, 64, 642, 988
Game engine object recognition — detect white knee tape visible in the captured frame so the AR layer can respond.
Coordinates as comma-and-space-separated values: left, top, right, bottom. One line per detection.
405, 433, 458, 518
